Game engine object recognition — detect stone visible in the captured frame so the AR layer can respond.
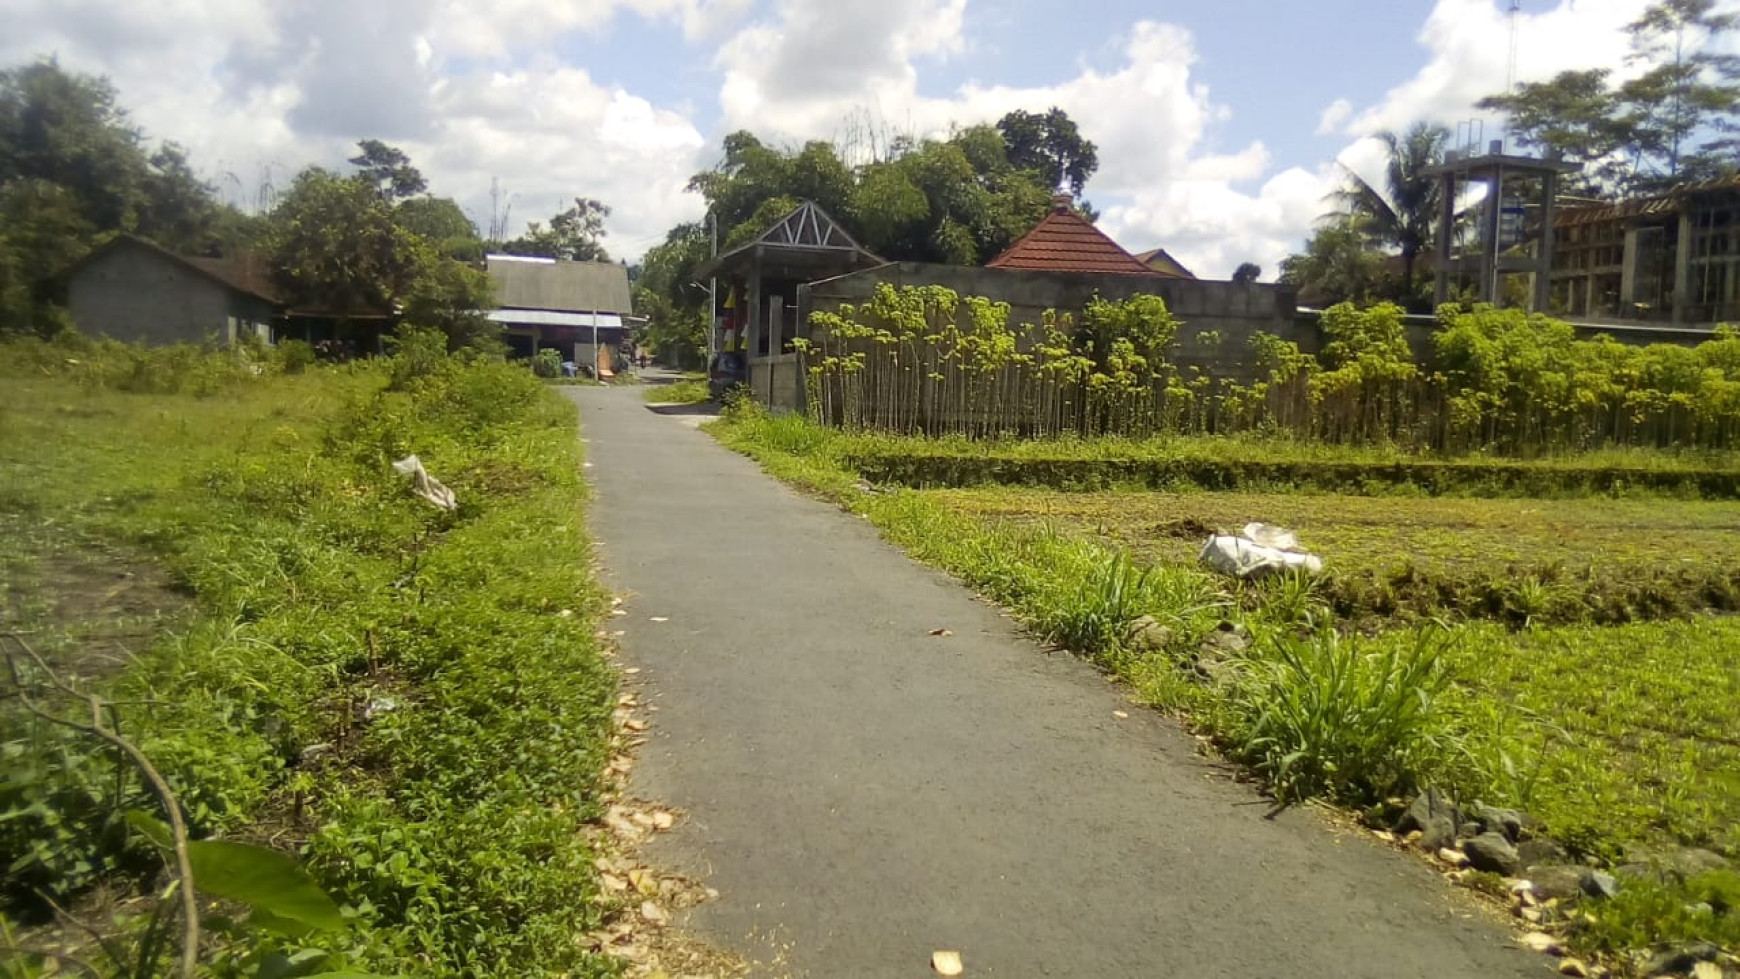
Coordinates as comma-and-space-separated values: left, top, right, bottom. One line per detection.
1580, 870, 1620, 901
1395, 788, 1461, 835
1198, 623, 1250, 659
1464, 833, 1524, 876
1459, 821, 1484, 840
1474, 804, 1528, 843
1438, 847, 1471, 868
1526, 865, 1587, 903
1127, 615, 1173, 653
1517, 838, 1569, 868
1621, 847, 1733, 885
1418, 816, 1458, 853
1642, 941, 1720, 978
1666, 848, 1732, 875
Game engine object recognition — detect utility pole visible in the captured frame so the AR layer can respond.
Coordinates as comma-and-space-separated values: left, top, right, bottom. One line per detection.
707, 209, 718, 365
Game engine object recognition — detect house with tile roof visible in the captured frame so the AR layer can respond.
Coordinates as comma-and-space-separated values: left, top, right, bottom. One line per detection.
986, 197, 1160, 276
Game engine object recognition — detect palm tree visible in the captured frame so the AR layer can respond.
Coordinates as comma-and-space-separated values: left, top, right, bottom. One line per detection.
1332, 122, 1450, 300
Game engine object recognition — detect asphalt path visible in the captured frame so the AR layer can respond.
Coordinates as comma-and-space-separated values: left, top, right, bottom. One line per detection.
568, 384, 1537, 978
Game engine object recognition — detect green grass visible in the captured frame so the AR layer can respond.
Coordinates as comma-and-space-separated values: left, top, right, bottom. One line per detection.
710, 405, 1740, 964
641, 377, 710, 405
1, 338, 616, 976
933, 487, 1740, 626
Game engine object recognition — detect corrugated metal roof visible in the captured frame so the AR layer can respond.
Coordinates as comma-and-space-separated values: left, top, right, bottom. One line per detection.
486, 256, 632, 314
987, 198, 1159, 276
487, 309, 624, 328
1556, 173, 1740, 227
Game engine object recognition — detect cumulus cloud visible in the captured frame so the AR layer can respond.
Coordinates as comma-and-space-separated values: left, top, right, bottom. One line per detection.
1345, 0, 1647, 139
712, 10, 1327, 277
2, 0, 713, 256
1316, 98, 1353, 137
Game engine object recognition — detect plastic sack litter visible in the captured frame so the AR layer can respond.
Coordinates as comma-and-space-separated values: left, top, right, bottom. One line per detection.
391, 454, 457, 511
1198, 522, 1322, 578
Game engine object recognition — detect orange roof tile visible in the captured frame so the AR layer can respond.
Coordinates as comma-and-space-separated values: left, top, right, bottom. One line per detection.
987, 197, 1158, 276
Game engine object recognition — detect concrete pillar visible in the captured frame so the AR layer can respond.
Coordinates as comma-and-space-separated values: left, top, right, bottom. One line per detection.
1673, 210, 1693, 323
1435, 171, 1456, 307
1620, 227, 1642, 307
1533, 172, 1558, 313
1480, 169, 1503, 303
766, 294, 783, 405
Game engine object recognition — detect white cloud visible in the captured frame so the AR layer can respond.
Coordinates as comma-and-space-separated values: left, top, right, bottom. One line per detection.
1316, 98, 1353, 137
1345, 0, 1648, 139
1, 0, 713, 257
711, 11, 1327, 277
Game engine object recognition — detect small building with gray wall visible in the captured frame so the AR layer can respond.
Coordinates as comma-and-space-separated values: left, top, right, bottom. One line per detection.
67, 235, 277, 346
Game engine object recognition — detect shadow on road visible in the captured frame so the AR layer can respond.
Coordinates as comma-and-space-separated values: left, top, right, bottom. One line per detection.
644, 402, 720, 418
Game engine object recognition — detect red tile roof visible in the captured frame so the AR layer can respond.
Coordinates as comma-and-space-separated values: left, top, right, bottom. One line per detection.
987, 197, 1158, 276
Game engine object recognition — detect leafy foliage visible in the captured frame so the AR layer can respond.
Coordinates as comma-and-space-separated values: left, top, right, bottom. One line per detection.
496, 197, 612, 262
0, 341, 617, 976
1479, 0, 1740, 193
0, 59, 258, 335
1329, 122, 1448, 303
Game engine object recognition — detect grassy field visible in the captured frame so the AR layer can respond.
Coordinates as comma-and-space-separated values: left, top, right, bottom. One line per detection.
934, 487, 1740, 625
711, 406, 1740, 966
0, 338, 616, 976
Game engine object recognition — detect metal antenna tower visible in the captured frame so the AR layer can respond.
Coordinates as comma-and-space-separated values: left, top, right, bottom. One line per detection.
1506, 0, 1523, 93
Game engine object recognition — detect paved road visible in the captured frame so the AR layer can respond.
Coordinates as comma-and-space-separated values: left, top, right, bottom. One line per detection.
568, 385, 1537, 979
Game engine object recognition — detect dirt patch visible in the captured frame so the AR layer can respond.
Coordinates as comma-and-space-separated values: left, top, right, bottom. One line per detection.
1, 548, 191, 684
1148, 517, 1215, 540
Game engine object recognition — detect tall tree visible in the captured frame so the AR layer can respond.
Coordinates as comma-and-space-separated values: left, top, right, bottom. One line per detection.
996, 107, 1100, 198
396, 195, 483, 261
1618, 0, 1740, 184
1480, 1, 1740, 195
1477, 69, 1631, 191
499, 197, 611, 261
1232, 262, 1262, 285
348, 139, 427, 201
1331, 121, 1448, 302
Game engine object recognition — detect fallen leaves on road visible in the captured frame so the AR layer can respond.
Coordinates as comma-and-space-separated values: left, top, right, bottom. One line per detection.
931, 950, 964, 975
650, 616, 670, 623
1112, 710, 1129, 719
1519, 932, 1562, 955
929, 628, 953, 637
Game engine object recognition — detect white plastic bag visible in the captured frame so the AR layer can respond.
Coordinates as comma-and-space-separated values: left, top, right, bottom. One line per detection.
391, 454, 457, 511
1198, 531, 1323, 579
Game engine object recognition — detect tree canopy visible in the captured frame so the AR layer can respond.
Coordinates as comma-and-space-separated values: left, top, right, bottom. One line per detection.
0, 58, 260, 335
635, 108, 1098, 362
496, 197, 612, 262
1479, 0, 1740, 195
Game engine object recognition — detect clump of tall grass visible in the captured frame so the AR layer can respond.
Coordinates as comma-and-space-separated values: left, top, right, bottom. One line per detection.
1221, 625, 1465, 806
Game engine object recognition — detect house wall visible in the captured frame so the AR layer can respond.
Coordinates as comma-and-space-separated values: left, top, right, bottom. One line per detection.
69, 243, 273, 346
799, 263, 1301, 385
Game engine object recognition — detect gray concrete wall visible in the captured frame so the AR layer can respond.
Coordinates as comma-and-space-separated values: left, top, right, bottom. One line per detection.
749, 353, 805, 412
69, 243, 272, 346
800, 263, 1301, 384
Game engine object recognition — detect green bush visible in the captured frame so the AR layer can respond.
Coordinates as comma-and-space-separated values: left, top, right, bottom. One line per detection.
275, 338, 317, 374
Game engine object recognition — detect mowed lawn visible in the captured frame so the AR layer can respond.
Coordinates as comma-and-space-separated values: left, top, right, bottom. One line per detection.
929, 485, 1740, 859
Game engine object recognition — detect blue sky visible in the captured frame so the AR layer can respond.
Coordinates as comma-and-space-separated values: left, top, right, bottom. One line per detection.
7, 0, 1656, 276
